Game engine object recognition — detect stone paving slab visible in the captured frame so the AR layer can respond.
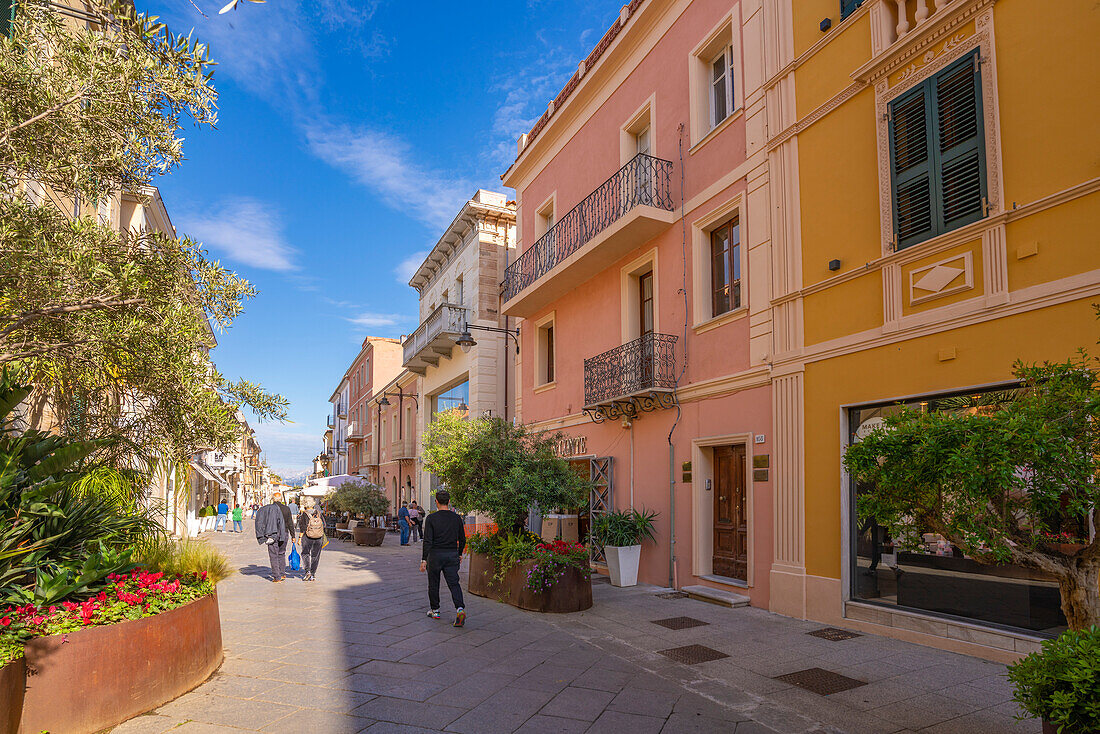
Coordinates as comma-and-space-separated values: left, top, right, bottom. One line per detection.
108, 522, 1036, 734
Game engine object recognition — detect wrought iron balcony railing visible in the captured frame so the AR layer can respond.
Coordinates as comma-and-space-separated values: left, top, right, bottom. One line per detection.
584, 332, 678, 408
502, 153, 674, 303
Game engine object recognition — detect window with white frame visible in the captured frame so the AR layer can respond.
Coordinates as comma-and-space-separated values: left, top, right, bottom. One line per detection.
710, 45, 735, 129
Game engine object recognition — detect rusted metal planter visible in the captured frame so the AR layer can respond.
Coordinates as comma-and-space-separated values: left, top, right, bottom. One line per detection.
467, 552, 592, 613
353, 526, 386, 546
20, 592, 222, 734
0, 657, 24, 734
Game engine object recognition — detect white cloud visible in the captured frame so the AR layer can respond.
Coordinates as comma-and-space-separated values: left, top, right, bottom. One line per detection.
395, 249, 429, 285
304, 122, 472, 229
179, 197, 298, 272
345, 312, 405, 329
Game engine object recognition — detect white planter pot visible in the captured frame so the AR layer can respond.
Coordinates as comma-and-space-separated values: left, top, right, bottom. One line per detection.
604, 545, 641, 587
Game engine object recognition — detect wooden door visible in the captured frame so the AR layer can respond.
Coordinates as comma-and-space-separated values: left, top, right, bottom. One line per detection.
713, 445, 747, 581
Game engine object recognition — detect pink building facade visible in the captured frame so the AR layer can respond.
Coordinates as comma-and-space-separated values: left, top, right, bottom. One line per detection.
502, 0, 775, 604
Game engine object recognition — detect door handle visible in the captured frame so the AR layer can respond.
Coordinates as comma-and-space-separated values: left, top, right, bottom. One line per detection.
719, 496, 726, 500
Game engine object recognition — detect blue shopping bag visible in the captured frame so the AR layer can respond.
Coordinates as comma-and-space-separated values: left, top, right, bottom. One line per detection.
288, 541, 301, 571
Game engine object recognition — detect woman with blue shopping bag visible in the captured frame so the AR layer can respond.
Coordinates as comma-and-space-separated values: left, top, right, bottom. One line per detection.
295, 499, 327, 581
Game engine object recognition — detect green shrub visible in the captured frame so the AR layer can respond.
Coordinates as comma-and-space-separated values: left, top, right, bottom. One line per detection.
134, 537, 233, 584
331, 480, 390, 520
1008, 625, 1100, 732
591, 508, 659, 547
466, 531, 500, 556
423, 413, 590, 533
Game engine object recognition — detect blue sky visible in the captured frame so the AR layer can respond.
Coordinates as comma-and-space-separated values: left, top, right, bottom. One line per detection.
145, 0, 621, 476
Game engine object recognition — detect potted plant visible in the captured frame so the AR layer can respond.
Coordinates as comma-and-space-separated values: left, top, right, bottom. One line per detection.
591, 508, 658, 587
1008, 625, 1099, 734
332, 481, 390, 546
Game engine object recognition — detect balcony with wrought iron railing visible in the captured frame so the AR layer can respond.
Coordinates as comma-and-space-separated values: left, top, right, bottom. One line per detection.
326, 414, 334, 429
346, 421, 364, 442
502, 153, 675, 318
582, 332, 679, 423
402, 303, 467, 375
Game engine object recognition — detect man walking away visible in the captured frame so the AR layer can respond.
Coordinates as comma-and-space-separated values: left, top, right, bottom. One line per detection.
232, 503, 244, 533
255, 492, 294, 582
419, 490, 466, 627
216, 499, 229, 532
297, 500, 326, 581
288, 497, 299, 525
398, 501, 411, 546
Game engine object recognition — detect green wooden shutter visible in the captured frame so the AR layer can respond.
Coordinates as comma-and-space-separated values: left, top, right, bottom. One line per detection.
889, 82, 935, 249
932, 50, 986, 232
0, 0, 13, 38
840, 0, 865, 21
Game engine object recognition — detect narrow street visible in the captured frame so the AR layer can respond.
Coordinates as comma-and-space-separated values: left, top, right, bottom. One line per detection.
108, 525, 1031, 734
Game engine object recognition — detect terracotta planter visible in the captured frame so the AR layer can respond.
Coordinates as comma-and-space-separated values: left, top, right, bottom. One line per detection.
466, 552, 592, 613
353, 526, 386, 546
20, 592, 222, 734
0, 656, 24, 734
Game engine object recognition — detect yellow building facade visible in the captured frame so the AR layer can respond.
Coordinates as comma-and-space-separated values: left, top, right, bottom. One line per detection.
767, 0, 1099, 660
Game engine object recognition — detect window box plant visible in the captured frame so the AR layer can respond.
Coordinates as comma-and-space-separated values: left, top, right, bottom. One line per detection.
591, 508, 658, 587
332, 480, 391, 546
1008, 625, 1099, 734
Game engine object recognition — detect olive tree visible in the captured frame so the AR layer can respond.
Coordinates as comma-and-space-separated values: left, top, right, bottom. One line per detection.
0, 1, 287, 461
844, 353, 1099, 630
423, 412, 590, 534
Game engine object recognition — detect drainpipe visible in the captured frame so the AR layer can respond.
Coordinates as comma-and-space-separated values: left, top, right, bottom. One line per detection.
502, 225, 511, 422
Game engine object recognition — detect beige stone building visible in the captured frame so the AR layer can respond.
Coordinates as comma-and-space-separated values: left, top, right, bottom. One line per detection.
403, 190, 517, 508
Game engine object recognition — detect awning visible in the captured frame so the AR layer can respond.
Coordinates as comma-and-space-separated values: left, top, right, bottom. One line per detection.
189, 461, 218, 483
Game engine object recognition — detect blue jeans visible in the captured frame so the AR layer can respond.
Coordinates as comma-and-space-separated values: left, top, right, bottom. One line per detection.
399, 519, 410, 545
232, 519, 242, 532
216, 514, 228, 531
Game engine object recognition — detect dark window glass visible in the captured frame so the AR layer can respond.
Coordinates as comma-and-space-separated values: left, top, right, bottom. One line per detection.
710, 217, 741, 317
639, 272, 654, 335
545, 325, 555, 383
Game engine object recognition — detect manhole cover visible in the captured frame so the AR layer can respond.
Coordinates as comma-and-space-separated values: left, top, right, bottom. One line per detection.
652, 616, 709, 630
656, 591, 689, 599
774, 667, 866, 695
658, 644, 729, 664
806, 627, 862, 641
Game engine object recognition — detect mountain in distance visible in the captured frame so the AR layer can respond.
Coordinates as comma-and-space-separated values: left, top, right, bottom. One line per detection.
275, 469, 312, 487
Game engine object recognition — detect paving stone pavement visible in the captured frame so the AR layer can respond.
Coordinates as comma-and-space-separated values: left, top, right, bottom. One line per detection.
110, 523, 1038, 734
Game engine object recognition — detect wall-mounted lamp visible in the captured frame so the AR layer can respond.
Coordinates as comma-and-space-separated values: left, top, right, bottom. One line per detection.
828, 259, 841, 272
820, 17, 832, 32
456, 322, 521, 354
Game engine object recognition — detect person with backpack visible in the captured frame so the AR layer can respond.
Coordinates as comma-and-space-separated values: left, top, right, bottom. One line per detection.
296, 500, 326, 581
419, 490, 467, 627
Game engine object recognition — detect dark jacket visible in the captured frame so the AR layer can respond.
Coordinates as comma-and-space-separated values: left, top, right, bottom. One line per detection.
276, 501, 295, 539
254, 503, 288, 544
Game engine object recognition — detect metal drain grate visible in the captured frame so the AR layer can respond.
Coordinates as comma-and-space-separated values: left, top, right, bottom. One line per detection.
658, 644, 729, 664
652, 616, 710, 630
774, 667, 866, 695
656, 591, 689, 599
806, 627, 862, 642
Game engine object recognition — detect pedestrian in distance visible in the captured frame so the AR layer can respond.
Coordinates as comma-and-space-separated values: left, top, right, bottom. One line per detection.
297, 500, 326, 581
215, 498, 229, 532
398, 501, 411, 546
408, 502, 421, 543
419, 490, 466, 627
232, 502, 244, 533
254, 491, 296, 582
288, 497, 299, 525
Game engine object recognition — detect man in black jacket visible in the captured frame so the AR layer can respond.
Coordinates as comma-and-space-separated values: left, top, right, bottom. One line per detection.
419, 490, 466, 627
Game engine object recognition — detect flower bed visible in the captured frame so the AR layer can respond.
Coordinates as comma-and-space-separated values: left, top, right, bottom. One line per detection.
1, 569, 222, 734
466, 536, 592, 614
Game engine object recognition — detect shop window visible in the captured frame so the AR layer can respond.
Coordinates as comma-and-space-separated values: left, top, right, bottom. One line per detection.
889, 50, 986, 249
848, 385, 1076, 637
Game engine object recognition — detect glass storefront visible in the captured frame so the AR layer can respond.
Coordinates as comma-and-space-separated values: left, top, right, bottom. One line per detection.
433, 380, 469, 415
848, 384, 1077, 638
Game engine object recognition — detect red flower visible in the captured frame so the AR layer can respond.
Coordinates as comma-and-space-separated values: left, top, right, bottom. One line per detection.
29, 615, 43, 625
0, 617, 10, 627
